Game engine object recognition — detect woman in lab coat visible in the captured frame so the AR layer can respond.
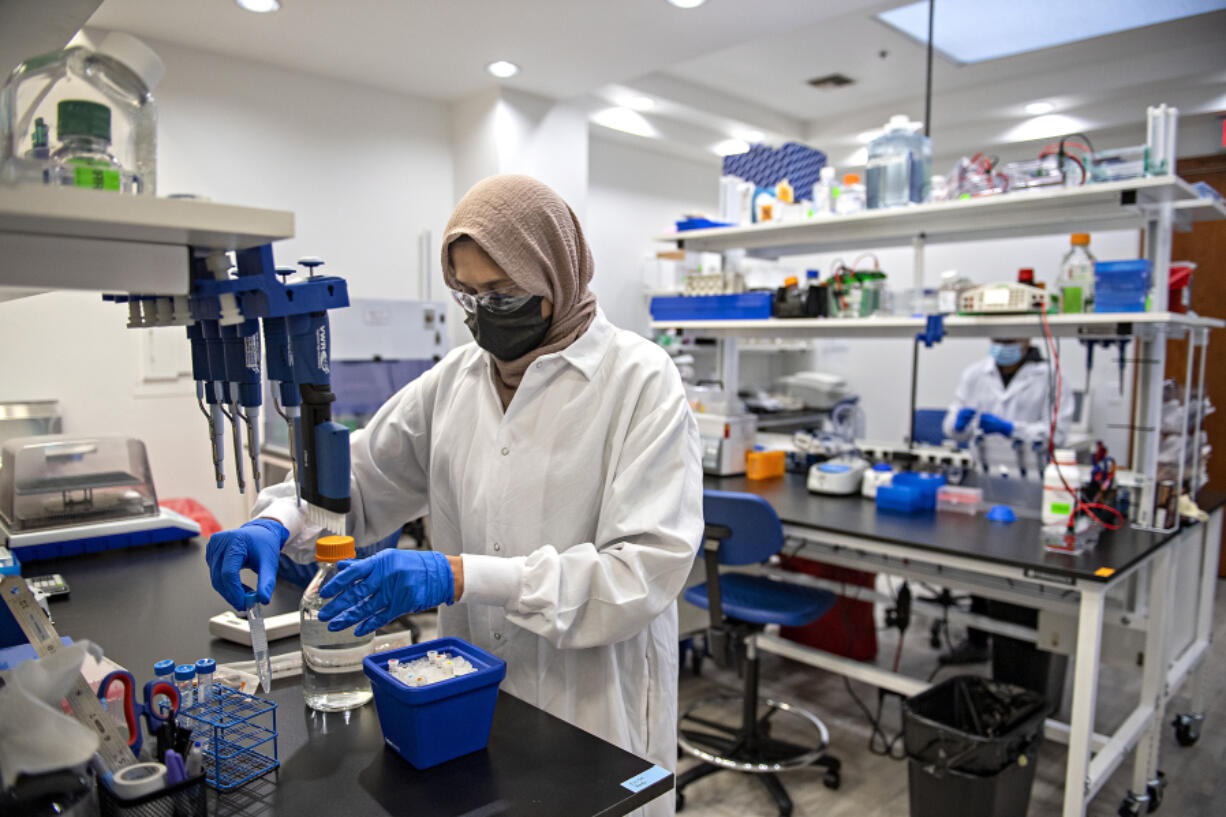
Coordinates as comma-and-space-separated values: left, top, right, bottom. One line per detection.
207, 174, 703, 814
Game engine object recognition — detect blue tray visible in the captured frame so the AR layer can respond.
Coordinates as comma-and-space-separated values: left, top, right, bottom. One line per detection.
650, 292, 774, 321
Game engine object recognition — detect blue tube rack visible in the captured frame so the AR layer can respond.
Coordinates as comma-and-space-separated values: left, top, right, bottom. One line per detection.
177, 684, 279, 792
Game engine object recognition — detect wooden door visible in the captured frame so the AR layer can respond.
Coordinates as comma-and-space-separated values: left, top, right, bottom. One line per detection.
1168, 155, 1226, 575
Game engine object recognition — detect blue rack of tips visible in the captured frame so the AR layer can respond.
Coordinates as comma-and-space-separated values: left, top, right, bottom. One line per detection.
104, 246, 352, 534
176, 684, 279, 791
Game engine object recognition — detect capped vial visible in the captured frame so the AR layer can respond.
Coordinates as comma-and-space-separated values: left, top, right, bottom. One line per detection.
443, 660, 455, 678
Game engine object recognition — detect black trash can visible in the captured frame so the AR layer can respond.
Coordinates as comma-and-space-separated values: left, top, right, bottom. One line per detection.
903, 675, 1046, 817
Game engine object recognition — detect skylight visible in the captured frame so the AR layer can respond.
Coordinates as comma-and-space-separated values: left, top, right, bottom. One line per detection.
877, 0, 1226, 64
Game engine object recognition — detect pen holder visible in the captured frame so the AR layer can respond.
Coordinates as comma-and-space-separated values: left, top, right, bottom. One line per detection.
97, 772, 206, 817
176, 684, 278, 791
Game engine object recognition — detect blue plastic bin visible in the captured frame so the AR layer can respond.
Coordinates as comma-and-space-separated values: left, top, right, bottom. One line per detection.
363, 637, 507, 770
650, 292, 774, 321
1094, 260, 1151, 313
876, 484, 930, 514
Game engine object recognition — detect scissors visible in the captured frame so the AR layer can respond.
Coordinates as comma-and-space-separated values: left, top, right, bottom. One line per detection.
97, 669, 181, 757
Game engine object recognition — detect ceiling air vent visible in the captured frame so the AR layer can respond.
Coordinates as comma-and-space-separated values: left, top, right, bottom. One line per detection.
807, 73, 854, 90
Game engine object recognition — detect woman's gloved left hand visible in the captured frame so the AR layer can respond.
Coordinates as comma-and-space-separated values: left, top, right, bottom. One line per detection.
318, 549, 455, 636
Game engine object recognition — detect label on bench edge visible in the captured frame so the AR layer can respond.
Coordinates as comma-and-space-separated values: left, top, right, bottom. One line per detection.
1023, 568, 1077, 586
621, 764, 670, 793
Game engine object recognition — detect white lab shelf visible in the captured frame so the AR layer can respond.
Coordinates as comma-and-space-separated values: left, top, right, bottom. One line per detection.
658, 176, 1224, 258
652, 311, 1224, 340
0, 184, 294, 297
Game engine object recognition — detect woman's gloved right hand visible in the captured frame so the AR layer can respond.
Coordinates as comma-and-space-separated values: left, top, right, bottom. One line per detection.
205, 519, 289, 611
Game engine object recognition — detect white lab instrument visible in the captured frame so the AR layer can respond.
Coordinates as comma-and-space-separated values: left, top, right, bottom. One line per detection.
856, 440, 975, 480
248, 603, 272, 695
807, 457, 869, 495
0, 435, 200, 561
774, 372, 851, 409
209, 608, 300, 645
695, 412, 757, 476
860, 463, 896, 498
959, 283, 1048, 314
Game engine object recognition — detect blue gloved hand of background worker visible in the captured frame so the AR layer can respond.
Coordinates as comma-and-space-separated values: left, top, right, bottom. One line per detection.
205, 518, 289, 611
953, 407, 976, 432
318, 549, 454, 637
978, 412, 1015, 438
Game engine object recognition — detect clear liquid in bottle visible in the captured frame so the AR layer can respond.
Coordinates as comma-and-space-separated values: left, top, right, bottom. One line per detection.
300, 536, 373, 712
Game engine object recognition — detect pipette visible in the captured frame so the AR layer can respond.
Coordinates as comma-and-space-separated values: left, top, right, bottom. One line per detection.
247, 598, 272, 694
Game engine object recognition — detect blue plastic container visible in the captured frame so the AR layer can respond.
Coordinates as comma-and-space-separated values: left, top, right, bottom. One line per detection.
649, 292, 774, 321
876, 484, 930, 514
363, 637, 507, 770
1094, 259, 1151, 313
892, 471, 947, 509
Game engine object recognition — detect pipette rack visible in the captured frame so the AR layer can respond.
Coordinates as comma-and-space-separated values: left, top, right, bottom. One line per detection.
177, 684, 279, 791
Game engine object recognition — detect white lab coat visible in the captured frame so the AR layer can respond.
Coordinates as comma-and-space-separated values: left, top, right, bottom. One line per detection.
942, 353, 1075, 467
255, 312, 703, 817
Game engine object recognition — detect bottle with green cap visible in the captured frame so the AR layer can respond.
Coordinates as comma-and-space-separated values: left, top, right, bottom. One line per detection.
1, 33, 162, 193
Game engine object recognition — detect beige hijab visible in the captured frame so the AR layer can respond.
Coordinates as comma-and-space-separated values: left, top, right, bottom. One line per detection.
441, 175, 598, 408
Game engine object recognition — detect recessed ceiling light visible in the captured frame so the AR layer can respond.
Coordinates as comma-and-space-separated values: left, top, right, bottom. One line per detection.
623, 94, 656, 111
668, 0, 708, 8
713, 139, 751, 157
877, 0, 1226, 64
236, 0, 280, 11
856, 129, 883, 144
591, 107, 658, 139
1025, 101, 1055, 115
486, 60, 520, 79
736, 129, 764, 143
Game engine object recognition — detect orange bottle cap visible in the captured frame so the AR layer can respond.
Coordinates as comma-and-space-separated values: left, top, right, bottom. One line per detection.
316, 535, 356, 562
844, 173, 860, 185
1071, 233, 1090, 245
784, 276, 799, 287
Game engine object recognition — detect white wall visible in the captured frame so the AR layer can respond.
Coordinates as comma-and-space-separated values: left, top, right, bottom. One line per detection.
0, 37, 455, 529
587, 134, 719, 336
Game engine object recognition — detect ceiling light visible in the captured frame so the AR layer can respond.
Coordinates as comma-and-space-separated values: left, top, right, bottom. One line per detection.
1025, 101, 1055, 115
846, 147, 869, 166
668, 0, 708, 8
856, 129, 883, 144
713, 139, 751, 157
622, 94, 656, 111
236, 0, 280, 11
1002, 113, 1092, 143
591, 107, 658, 139
486, 60, 520, 79
877, 0, 1226, 63
736, 129, 764, 143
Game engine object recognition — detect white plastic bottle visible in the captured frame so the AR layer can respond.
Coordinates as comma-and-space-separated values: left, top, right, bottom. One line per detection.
811, 166, 836, 216
836, 173, 865, 214
300, 535, 374, 712
1042, 449, 1082, 525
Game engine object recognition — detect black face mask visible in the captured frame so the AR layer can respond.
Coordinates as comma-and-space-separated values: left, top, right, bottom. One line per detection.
464, 296, 552, 361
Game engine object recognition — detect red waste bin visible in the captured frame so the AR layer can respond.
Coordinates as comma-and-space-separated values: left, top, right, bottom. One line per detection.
778, 556, 878, 662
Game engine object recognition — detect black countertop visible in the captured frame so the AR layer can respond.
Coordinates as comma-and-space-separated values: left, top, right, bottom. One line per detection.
29, 541, 670, 817
705, 474, 1219, 583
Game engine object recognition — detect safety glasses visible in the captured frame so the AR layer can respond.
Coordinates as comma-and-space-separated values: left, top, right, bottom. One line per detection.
450, 283, 536, 315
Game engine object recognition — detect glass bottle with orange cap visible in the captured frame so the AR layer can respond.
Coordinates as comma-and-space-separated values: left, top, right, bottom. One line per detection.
300, 535, 374, 712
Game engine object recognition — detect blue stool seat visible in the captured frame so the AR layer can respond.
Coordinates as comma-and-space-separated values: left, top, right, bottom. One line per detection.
685, 574, 837, 627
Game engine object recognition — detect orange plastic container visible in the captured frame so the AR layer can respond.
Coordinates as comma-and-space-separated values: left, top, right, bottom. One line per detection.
746, 449, 786, 480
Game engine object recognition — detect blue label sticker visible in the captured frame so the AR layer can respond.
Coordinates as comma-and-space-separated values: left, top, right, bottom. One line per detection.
621, 764, 670, 793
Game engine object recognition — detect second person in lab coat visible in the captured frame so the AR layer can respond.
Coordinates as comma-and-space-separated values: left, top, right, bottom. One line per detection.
207, 174, 703, 817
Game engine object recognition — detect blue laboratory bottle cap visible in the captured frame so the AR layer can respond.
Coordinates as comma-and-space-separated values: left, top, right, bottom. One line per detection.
873, 463, 893, 472
154, 659, 175, 676
819, 463, 850, 474
174, 664, 196, 681
195, 658, 216, 674
753, 445, 765, 451
806, 269, 819, 279
986, 505, 1016, 523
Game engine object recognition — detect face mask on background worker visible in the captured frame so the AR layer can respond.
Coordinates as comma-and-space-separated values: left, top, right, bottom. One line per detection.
989, 340, 1026, 367
463, 296, 552, 361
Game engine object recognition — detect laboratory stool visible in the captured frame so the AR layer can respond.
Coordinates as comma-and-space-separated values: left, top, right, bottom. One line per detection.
676, 490, 842, 817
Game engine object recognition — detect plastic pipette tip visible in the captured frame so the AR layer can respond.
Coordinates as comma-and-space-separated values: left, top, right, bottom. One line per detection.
305, 503, 348, 536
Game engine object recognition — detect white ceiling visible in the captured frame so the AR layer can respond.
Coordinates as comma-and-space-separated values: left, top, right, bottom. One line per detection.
83, 0, 1226, 168
85, 0, 876, 102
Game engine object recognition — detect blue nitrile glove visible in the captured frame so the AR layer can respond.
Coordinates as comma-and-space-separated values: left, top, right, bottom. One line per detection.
978, 413, 1015, 438
318, 549, 455, 637
953, 408, 976, 433
205, 519, 289, 611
